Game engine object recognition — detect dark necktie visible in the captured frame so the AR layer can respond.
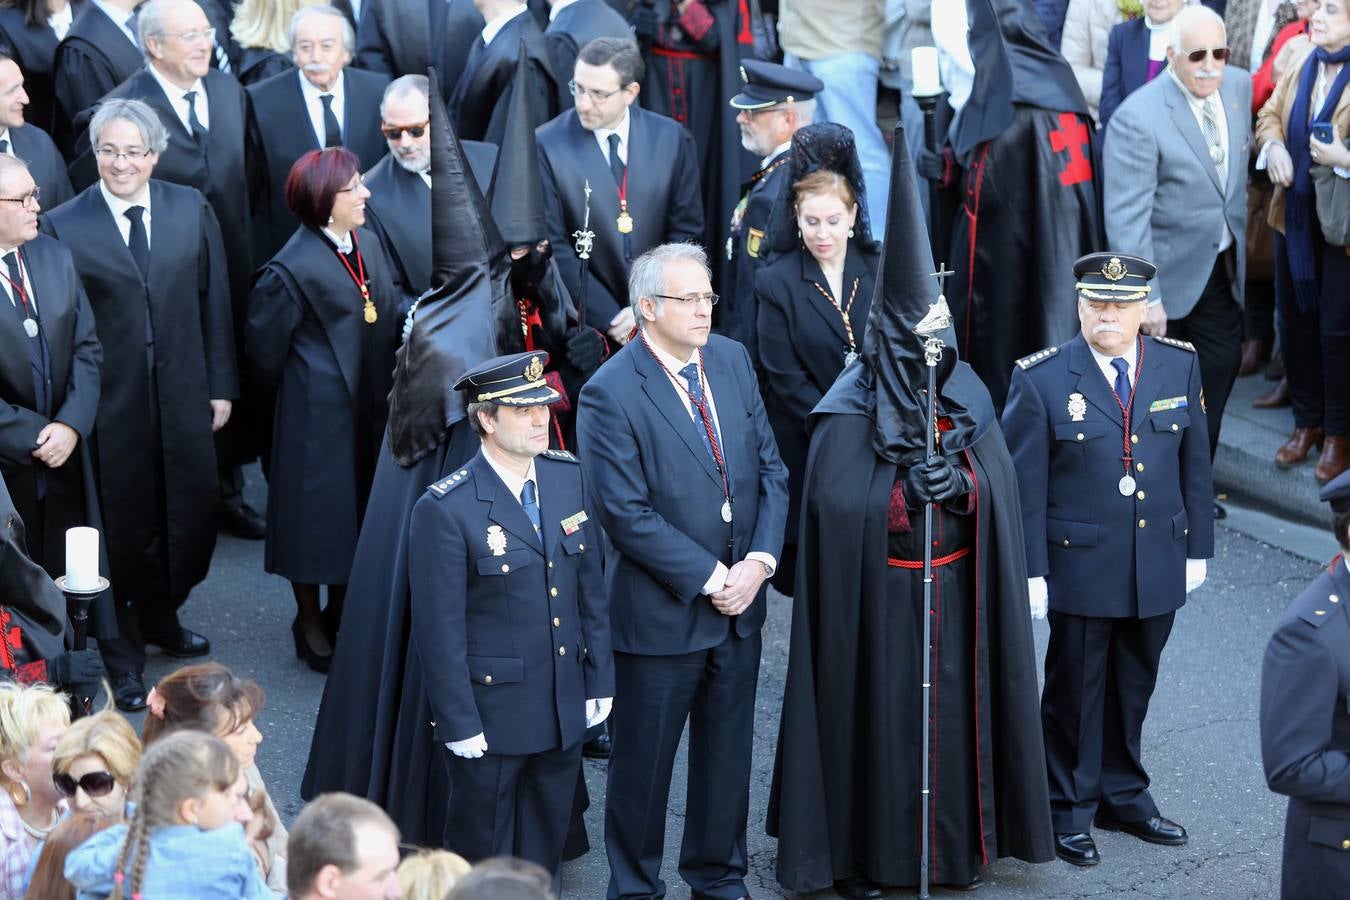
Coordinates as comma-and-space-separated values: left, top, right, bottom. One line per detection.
184, 91, 207, 146
680, 363, 718, 463
0, 139, 9, 154
4, 252, 29, 334
1111, 357, 1130, 403
607, 132, 625, 187
125, 206, 151, 280
520, 480, 542, 545
319, 93, 342, 148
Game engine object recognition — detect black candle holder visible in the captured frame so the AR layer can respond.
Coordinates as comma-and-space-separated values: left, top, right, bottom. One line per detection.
53, 575, 108, 717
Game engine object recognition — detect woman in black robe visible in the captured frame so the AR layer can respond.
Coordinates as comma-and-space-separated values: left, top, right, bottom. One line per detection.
245, 148, 401, 673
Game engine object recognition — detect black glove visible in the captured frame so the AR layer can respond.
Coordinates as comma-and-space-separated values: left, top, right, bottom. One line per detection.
904, 457, 971, 506
915, 146, 947, 183
47, 649, 105, 687
565, 325, 606, 373
631, 0, 659, 42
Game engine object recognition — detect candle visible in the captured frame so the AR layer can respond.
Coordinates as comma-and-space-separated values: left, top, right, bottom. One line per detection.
65, 527, 100, 591
911, 46, 942, 98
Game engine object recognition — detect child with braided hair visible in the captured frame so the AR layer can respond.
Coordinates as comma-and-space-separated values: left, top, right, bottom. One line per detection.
62, 730, 269, 899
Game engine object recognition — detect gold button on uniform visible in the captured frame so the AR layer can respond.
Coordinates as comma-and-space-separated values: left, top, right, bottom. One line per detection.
550, 587, 558, 598
553, 617, 561, 627
484, 675, 492, 684
501, 564, 510, 573
1138, 519, 1146, 528
558, 646, 566, 656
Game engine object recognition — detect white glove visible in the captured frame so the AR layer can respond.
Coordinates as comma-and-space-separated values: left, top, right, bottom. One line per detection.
401, 299, 419, 344
1185, 558, 1207, 593
585, 697, 613, 728
1028, 576, 1048, 620
445, 733, 487, 758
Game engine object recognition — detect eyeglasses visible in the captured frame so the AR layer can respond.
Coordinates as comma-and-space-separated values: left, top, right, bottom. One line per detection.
0, 188, 39, 209
335, 175, 364, 193
568, 80, 625, 103
95, 146, 153, 162
1184, 46, 1231, 63
652, 292, 719, 307
162, 26, 216, 44
380, 122, 428, 140
53, 770, 117, 799
293, 40, 340, 55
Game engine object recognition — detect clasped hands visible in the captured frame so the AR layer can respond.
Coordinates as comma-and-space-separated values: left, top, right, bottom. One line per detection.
445, 698, 613, 759
709, 559, 767, 617
31, 421, 78, 468
904, 456, 972, 506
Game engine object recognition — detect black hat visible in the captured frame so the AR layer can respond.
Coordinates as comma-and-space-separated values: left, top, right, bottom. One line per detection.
729, 60, 824, 110
1073, 252, 1155, 303
1321, 470, 1350, 514
455, 351, 560, 406
490, 42, 547, 246
762, 122, 879, 258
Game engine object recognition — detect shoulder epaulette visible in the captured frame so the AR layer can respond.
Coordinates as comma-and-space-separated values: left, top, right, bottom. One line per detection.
542, 449, 579, 464
1152, 336, 1196, 353
1015, 346, 1059, 370
1298, 588, 1346, 628
427, 468, 472, 498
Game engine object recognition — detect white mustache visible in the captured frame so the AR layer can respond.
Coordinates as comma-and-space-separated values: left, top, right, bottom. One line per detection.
303, 63, 331, 74
1194, 70, 1220, 80
1093, 323, 1124, 336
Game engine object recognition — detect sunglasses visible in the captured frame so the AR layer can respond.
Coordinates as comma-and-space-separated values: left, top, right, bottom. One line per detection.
380, 122, 428, 140
1184, 47, 1230, 63
53, 770, 117, 799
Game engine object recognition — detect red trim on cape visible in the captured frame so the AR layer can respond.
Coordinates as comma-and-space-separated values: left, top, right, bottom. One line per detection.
887, 546, 970, 569
965, 446, 990, 865
962, 144, 992, 358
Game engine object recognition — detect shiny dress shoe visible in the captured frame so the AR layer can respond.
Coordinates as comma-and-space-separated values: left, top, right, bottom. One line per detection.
1275, 426, 1323, 468
1253, 377, 1290, 409
112, 672, 148, 712
217, 502, 266, 539
833, 875, 884, 899
582, 730, 612, 760
1315, 435, 1350, 484
1053, 832, 1100, 866
1238, 338, 1271, 376
1094, 813, 1188, 846
146, 627, 210, 658
292, 617, 332, 674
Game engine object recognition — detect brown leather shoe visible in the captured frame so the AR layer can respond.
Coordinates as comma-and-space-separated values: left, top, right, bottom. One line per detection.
1276, 426, 1323, 468
1315, 435, 1350, 484
1238, 338, 1272, 376
1253, 377, 1290, 409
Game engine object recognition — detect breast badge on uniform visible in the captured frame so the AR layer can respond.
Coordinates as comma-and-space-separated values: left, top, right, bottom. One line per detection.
1068, 392, 1087, 422
747, 228, 764, 259
1149, 396, 1188, 413
561, 510, 589, 536
486, 525, 508, 556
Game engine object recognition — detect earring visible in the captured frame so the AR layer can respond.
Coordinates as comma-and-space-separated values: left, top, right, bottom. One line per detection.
848, 228, 855, 238
9, 780, 30, 807
327, 216, 335, 226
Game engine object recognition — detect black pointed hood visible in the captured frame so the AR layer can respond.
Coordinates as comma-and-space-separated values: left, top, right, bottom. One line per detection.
385, 68, 502, 467
763, 122, 880, 259
490, 42, 547, 246
953, 0, 1089, 161
816, 125, 994, 462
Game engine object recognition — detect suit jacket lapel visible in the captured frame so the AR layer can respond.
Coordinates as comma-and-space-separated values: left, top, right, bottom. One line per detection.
538, 463, 565, 559
1164, 77, 1222, 194
797, 253, 850, 343
1129, 338, 1167, 431
472, 452, 544, 554
1068, 335, 1124, 427
634, 343, 723, 485
702, 344, 742, 485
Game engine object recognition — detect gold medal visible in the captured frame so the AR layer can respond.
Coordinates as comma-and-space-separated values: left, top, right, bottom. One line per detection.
617, 211, 633, 234
363, 300, 377, 324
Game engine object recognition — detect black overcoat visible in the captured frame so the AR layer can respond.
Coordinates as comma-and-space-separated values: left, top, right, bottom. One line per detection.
10, 124, 73, 210
51, 4, 142, 143
448, 13, 552, 145
354, 0, 483, 101
41, 180, 237, 603
235, 48, 292, 87
245, 226, 400, 584
0, 0, 85, 133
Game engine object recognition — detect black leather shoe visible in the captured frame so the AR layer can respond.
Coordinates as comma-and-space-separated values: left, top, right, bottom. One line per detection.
1094, 813, 1188, 846
112, 672, 147, 712
218, 503, 266, 539
1054, 832, 1100, 866
939, 873, 984, 892
833, 876, 883, 899
582, 730, 612, 760
146, 627, 211, 659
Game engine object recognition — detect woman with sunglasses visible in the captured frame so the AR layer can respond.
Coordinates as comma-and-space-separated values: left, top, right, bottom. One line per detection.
0, 682, 69, 900
50, 711, 140, 819
1100, 0, 1191, 127
245, 147, 402, 671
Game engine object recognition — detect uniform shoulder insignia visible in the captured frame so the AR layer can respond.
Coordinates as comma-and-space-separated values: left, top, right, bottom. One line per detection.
1152, 336, 1197, 352
1015, 345, 1060, 370
542, 449, 579, 464
427, 468, 472, 498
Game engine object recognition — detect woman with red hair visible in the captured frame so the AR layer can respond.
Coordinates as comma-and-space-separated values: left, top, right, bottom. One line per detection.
244, 147, 401, 673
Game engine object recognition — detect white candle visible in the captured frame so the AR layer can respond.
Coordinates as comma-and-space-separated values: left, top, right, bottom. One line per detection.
65, 527, 100, 591
911, 46, 942, 98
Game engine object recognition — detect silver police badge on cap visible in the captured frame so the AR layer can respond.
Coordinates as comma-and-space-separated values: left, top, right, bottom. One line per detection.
486, 525, 507, 556
1068, 392, 1087, 422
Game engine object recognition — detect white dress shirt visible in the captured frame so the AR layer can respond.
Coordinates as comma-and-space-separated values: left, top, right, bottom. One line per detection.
90, 0, 138, 45
1144, 14, 1170, 63
47, 2, 73, 40
0, 243, 36, 315
644, 336, 778, 592
481, 3, 527, 46
592, 108, 630, 166
1169, 70, 1234, 253
0, 129, 13, 157
482, 448, 541, 524
147, 63, 211, 132
99, 180, 152, 247
762, 140, 790, 168
1088, 337, 1139, 394
299, 68, 345, 149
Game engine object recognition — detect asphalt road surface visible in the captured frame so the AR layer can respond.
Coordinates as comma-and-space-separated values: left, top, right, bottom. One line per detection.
129, 472, 1317, 898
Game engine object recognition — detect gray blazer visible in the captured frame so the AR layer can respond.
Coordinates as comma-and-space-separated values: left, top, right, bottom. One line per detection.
1103, 69, 1252, 319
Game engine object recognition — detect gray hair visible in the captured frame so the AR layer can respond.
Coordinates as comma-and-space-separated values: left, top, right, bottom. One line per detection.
1168, 4, 1225, 54
136, 0, 206, 61
781, 97, 815, 126
628, 242, 711, 323
287, 4, 355, 55
380, 74, 429, 119
90, 98, 169, 154
467, 401, 498, 437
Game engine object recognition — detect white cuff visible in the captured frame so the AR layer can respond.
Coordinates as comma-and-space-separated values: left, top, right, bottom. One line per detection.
1185, 557, 1207, 593
745, 551, 777, 578
703, 561, 730, 595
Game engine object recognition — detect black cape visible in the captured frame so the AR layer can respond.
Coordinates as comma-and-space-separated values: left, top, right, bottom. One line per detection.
767, 390, 1053, 890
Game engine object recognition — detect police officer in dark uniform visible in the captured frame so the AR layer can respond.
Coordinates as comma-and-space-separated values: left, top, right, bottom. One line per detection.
722, 59, 822, 359
1260, 470, 1350, 900
1002, 252, 1215, 867
407, 350, 614, 882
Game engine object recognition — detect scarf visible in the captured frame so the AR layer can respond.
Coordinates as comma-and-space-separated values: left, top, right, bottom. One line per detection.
1286, 45, 1350, 311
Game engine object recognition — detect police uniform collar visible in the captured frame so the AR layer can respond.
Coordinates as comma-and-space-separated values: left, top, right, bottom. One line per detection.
762, 141, 791, 169
481, 445, 537, 503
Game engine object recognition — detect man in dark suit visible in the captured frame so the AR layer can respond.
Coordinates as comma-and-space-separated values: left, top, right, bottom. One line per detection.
43, 98, 237, 706
355, 0, 483, 102
364, 74, 497, 304
53, 0, 144, 142
449, 0, 551, 144
537, 37, 703, 350
1099, 9, 1170, 128
409, 350, 612, 880
1002, 251, 1215, 868
246, 4, 388, 261
543, 0, 628, 111
0, 52, 73, 208
576, 242, 787, 899
1260, 470, 1350, 900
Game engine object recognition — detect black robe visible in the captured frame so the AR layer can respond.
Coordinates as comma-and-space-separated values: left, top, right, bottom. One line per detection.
0, 473, 69, 666
448, 12, 554, 145
245, 226, 400, 584
245, 67, 391, 262
543, 0, 630, 110
0, 0, 85, 134
235, 48, 292, 87
9, 124, 73, 210
41, 180, 237, 606
51, 3, 142, 147
355, 0, 483, 102
767, 406, 1054, 890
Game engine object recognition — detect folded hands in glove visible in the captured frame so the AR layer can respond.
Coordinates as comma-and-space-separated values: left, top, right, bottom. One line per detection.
565, 325, 606, 373
904, 456, 972, 506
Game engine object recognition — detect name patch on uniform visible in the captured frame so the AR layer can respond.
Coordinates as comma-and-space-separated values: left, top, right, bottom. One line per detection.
561, 510, 588, 536
1149, 396, 1188, 413
486, 525, 507, 556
